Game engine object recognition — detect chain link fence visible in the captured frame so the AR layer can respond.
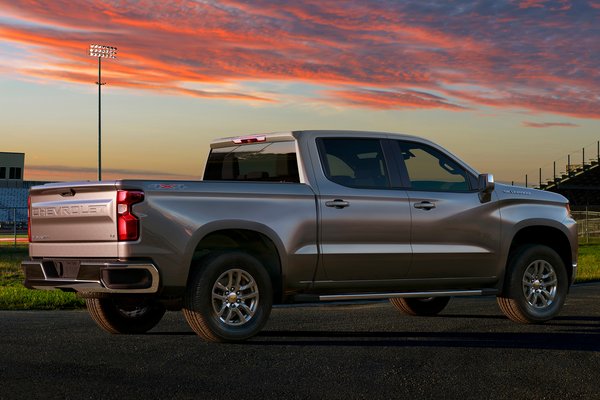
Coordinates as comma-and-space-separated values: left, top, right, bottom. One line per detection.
0, 207, 28, 247
572, 210, 600, 243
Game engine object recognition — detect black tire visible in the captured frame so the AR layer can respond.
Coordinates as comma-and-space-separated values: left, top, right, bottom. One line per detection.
389, 296, 451, 316
497, 244, 568, 324
86, 297, 166, 334
183, 252, 273, 342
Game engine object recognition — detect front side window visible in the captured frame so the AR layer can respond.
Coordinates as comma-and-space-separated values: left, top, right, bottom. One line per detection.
204, 141, 299, 182
398, 142, 471, 192
319, 138, 390, 189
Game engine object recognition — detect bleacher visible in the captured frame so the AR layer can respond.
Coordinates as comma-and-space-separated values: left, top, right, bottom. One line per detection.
544, 163, 600, 210
0, 187, 28, 208
0, 187, 29, 228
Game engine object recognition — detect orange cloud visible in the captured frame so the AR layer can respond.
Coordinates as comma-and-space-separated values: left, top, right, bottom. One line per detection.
325, 88, 467, 111
0, 0, 599, 118
523, 121, 580, 128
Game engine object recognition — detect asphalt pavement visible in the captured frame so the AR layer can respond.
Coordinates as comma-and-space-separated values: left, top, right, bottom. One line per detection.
1, 283, 599, 400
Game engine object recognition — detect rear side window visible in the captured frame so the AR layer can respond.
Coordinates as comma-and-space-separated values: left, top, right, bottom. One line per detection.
318, 138, 390, 189
203, 141, 300, 182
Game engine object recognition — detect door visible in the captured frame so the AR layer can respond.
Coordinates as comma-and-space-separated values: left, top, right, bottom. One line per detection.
316, 137, 412, 284
394, 141, 501, 283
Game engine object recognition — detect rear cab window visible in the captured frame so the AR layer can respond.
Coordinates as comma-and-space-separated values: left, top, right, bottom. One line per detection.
203, 141, 300, 182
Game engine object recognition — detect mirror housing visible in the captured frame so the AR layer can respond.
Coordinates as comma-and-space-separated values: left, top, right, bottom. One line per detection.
478, 173, 494, 203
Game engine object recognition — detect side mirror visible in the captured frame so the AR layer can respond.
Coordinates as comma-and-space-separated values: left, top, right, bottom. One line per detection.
478, 173, 494, 202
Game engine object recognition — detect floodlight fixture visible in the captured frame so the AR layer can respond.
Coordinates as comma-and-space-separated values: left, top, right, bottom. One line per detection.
89, 44, 117, 58
88, 44, 117, 181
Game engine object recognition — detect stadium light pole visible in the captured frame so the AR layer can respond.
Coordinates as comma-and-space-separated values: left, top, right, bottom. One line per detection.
88, 44, 117, 181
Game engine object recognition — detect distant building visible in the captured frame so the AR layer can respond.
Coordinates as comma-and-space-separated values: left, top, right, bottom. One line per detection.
0, 152, 25, 188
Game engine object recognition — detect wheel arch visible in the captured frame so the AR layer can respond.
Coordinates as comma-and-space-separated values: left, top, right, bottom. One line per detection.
187, 223, 284, 303
504, 225, 574, 290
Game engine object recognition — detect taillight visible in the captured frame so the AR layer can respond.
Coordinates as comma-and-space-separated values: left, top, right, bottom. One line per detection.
27, 195, 31, 242
117, 190, 144, 241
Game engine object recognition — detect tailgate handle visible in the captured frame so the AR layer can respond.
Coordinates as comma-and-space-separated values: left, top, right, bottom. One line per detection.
60, 188, 76, 197
414, 201, 436, 210
326, 199, 350, 209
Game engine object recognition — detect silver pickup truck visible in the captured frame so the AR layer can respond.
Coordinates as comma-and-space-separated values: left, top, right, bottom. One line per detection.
22, 130, 578, 342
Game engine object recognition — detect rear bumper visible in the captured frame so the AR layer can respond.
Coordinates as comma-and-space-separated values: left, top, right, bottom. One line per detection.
21, 259, 160, 294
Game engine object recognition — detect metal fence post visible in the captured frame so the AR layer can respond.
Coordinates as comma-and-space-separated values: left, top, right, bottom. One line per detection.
586, 206, 589, 244
13, 207, 17, 248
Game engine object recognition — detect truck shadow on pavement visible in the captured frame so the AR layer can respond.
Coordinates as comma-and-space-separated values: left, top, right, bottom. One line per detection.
252, 316, 600, 351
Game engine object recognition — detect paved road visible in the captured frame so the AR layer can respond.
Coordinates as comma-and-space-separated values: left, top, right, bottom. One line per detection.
1, 284, 599, 400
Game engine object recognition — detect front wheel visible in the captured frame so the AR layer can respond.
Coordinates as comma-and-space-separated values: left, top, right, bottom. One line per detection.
497, 245, 568, 323
86, 297, 166, 334
390, 296, 451, 316
183, 252, 273, 342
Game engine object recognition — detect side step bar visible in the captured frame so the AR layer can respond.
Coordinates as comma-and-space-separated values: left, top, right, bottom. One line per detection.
296, 289, 498, 302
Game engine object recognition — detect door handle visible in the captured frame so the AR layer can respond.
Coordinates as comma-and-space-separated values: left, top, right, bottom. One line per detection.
326, 199, 350, 209
414, 201, 436, 210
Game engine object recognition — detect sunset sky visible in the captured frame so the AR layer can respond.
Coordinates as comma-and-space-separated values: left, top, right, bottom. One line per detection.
1, 0, 599, 184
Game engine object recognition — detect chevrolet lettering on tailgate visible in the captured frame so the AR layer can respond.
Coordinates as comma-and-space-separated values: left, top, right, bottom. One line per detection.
32, 202, 110, 217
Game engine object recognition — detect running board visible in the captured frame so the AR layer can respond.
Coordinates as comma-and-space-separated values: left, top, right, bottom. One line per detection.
315, 289, 498, 302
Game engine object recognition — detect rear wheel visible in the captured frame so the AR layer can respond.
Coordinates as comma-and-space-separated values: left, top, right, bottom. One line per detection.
183, 252, 273, 342
497, 245, 568, 323
86, 297, 166, 334
390, 296, 451, 316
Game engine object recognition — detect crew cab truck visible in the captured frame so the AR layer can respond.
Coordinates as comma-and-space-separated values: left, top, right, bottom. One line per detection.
22, 130, 578, 342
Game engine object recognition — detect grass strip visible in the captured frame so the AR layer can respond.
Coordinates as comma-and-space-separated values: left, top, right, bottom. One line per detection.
576, 243, 600, 282
0, 286, 84, 310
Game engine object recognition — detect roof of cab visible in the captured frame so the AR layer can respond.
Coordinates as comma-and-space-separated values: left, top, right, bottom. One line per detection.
210, 130, 427, 148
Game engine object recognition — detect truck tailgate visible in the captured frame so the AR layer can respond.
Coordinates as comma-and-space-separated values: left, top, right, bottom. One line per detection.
28, 182, 119, 257
30, 182, 118, 242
